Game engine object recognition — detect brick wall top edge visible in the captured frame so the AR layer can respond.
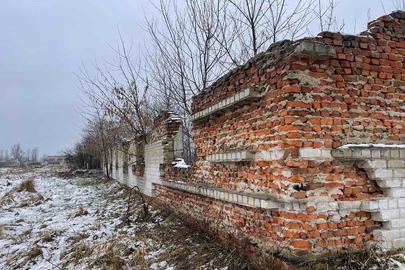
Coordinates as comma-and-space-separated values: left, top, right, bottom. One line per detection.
191, 39, 295, 112
153, 111, 182, 128
189, 38, 332, 113
191, 11, 405, 114
366, 10, 405, 36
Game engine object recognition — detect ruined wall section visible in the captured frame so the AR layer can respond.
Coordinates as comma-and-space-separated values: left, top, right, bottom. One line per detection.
191, 40, 296, 192
277, 12, 405, 202
143, 112, 183, 196
108, 112, 183, 196
190, 11, 405, 199
154, 11, 405, 253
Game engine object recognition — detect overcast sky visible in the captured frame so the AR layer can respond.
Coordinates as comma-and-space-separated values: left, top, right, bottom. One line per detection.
0, 0, 399, 156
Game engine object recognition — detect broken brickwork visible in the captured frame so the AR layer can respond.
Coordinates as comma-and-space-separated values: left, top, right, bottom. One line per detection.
109, 112, 183, 196
154, 11, 405, 253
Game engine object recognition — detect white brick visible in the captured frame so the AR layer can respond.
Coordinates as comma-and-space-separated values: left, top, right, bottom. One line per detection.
381, 149, 391, 158
219, 191, 225, 199
292, 202, 301, 211
389, 199, 399, 209
361, 149, 371, 157
377, 179, 401, 188
398, 198, 405, 206
379, 200, 389, 209
393, 238, 405, 248
281, 169, 292, 178
316, 202, 339, 212
391, 150, 400, 158
253, 198, 261, 208
361, 200, 380, 211
261, 200, 279, 209
388, 160, 405, 168
352, 149, 362, 158
385, 188, 405, 198
373, 229, 400, 242
299, 147, 322, 158
321, 149, 332, 158
371, 149, 382, 159
368, 169, 394, 179
243, 196, 248, 204
371, 209, 400, 221
273, 150, 284, 159
384, 218, 405, 229
339, 201, 362, 210
364, 160, 387, 169
395, 169, 405, 178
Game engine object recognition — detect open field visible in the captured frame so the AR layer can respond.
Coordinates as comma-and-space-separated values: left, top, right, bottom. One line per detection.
0, 168, 254, 270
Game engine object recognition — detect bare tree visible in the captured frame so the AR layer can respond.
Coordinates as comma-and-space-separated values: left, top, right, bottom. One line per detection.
25, 149, 31, 162
77, 79, 129, 178
146, 0, 226, 114
11, 143, 25, 165
391, 0, 405, 10
313, 0, 345, 32
145, 0, 230, 162
144, 0, 342, 162
83, 111, 122, 178
0, 149, 3, 161
216, 0, 319, 65
78, 34, 158, 142
381, 0, 405, 14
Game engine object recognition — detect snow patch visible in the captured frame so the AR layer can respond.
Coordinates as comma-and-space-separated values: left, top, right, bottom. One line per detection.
338, 144, 405, 149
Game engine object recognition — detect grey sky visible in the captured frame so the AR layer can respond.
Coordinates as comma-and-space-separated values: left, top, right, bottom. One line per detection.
0, 0, 398, 156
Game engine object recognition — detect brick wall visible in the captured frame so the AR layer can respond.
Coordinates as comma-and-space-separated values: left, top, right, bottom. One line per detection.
109, 112, 184, 196
154, 11, 405, 254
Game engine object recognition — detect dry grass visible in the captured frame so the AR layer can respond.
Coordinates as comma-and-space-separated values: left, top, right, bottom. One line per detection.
17, 176, 37, 193
27, 244, 43, 260
279, 243, 397, 270
60, 242, 92, 268
52, 189, 260, 270
41, 230, 62, 243
70, 205, 89, 219
5, 243, 44, 269
90, 242, 127, 270
67, 232, 89, 244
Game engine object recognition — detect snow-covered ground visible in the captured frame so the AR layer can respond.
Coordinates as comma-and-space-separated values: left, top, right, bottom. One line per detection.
0, 168, 176, 270
0, 168, 247, 270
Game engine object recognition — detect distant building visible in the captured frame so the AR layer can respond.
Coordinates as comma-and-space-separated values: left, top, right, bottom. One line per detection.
0, 160, 18, 168
45, 155, 67, 164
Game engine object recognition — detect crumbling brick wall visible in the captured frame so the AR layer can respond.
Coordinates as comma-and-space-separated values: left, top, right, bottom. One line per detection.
109, 111, 184, 196
154, 11, 405, 253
